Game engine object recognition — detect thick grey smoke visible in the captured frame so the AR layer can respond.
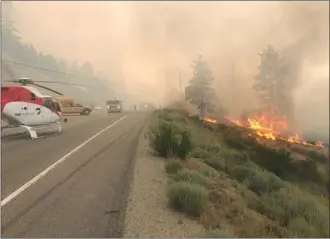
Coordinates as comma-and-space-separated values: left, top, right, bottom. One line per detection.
12, 1, 329, 141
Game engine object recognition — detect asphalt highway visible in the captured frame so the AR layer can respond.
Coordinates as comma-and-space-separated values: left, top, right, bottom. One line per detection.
1, 111, 149, 237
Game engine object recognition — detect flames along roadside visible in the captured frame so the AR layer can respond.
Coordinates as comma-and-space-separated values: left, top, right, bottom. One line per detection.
201, 114, 326, 150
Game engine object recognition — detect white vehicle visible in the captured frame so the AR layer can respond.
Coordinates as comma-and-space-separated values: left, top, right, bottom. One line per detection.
107, 98, 122, 113
1, 78, 90, 139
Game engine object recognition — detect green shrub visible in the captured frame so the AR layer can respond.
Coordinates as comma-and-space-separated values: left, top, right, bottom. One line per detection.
288, 217, 318, 237
149, 121, 177, 157
223, 135, 248, 151
149, 120, 193, 159
293, 159, 324, 185
199, 142, 223, 153
307, 150, 329, 164
261, 188, 329, 237
168, 181, 208, 216
198, 163, 221, 178
177, 130, 193, 159
203, 157, 225, 171
220, 149, 251, 167
190, 146, 215, 159
229, 165, 286, 195
175, 169, 212, 188
188, 115, 205, 127
165, 159, 184, 174
250, 146, 296, 177
235, 182, 266, 212
155, 108, 189, 125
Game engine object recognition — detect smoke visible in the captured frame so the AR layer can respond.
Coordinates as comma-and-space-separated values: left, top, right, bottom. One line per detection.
11, 1, 329, 140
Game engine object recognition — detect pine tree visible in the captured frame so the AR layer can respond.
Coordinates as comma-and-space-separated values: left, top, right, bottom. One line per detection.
185, 55, 216, 116
2, 1, 20, 40
253, 45, 291, 116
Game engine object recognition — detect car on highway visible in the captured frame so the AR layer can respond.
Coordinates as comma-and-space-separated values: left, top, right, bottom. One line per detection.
139, 102, 156, 111
94, 106, 102, 110
107, 98, 123, 113
55, 97, 93, 115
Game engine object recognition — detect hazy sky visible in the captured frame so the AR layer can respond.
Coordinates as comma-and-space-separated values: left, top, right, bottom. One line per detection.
11, 1, 329, 140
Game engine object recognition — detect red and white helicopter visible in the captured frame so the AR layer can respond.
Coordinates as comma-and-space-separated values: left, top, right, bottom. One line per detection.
1, 77, 88, 139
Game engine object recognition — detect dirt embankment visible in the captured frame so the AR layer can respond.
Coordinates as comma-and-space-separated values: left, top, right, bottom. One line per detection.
123, 126, 204, 238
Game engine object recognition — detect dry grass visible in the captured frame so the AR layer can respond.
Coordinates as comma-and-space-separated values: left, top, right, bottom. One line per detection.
174, 169, 213, 188
168, 181, 209, 217
165, 159, 185, 174
149, 108, 330, 238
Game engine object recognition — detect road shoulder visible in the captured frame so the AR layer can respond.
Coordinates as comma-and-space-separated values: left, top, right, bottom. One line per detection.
123, 123, 204, 238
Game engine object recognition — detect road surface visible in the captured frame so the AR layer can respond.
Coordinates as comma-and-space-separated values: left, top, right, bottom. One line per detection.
1, 111, 149, 237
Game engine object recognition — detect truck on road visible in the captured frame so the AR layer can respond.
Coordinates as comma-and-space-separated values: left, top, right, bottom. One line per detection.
107, 98, 123, 113
55, 97, 92, 115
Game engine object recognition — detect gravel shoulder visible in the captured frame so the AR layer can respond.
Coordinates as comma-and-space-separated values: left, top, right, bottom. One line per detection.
123, 125, 205, 238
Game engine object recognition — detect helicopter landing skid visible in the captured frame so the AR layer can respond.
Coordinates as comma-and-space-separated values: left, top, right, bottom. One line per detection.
21, 122, 62, 140
21, 125, 38, 139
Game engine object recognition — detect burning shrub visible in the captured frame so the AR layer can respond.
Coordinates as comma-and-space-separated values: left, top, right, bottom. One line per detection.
168, 181, 209, 217
165, 159, 185, 174
174, 169, 213, 188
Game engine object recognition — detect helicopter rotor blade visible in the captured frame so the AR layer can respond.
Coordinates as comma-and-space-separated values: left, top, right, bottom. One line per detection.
5, 78, 34, 85
32, 80, 93, 87
33, 83, 63, 96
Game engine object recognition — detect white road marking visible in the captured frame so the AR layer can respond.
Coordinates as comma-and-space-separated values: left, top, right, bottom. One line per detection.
1, 116, 128, 207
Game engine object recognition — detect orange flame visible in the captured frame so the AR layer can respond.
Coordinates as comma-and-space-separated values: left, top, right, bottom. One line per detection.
200, 113, 324, 148
315, 141, 324, 148
204, 117, 217, 124
224, 114, 324, 148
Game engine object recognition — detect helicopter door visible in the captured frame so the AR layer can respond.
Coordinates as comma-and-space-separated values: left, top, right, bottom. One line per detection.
42, 98, 54, 122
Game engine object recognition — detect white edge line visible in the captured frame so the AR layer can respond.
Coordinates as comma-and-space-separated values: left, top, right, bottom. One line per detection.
1, 115, 128, 207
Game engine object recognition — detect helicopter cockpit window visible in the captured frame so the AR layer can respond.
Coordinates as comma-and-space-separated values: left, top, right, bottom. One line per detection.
30, 93, 36, 101
51, 99, 62, 112
43, 98, 55, 110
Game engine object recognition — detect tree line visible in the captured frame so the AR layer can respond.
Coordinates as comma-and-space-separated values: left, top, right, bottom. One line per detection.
2, 1, 99, 80
185, 46, 294, 120
2, 1, 110, 106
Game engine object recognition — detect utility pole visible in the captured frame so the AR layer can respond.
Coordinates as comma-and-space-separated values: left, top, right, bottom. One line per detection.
199, 95, 205, 120
231, 63, 237, 115
178, 71, 182, 93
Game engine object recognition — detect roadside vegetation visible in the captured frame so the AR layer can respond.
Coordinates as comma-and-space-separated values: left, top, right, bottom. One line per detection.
147, 106, 329, 238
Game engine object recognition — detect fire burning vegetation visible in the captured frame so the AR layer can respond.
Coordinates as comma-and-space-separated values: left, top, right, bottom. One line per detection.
203, 112, 325, 149
150, 106, 329, 238
185, 46, 328, 151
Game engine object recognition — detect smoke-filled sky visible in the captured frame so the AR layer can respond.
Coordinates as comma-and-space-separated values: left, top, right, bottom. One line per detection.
11, 1, 329, 140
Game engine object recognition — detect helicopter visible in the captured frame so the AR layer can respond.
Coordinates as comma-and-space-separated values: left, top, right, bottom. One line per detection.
1, 77, 90, 139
